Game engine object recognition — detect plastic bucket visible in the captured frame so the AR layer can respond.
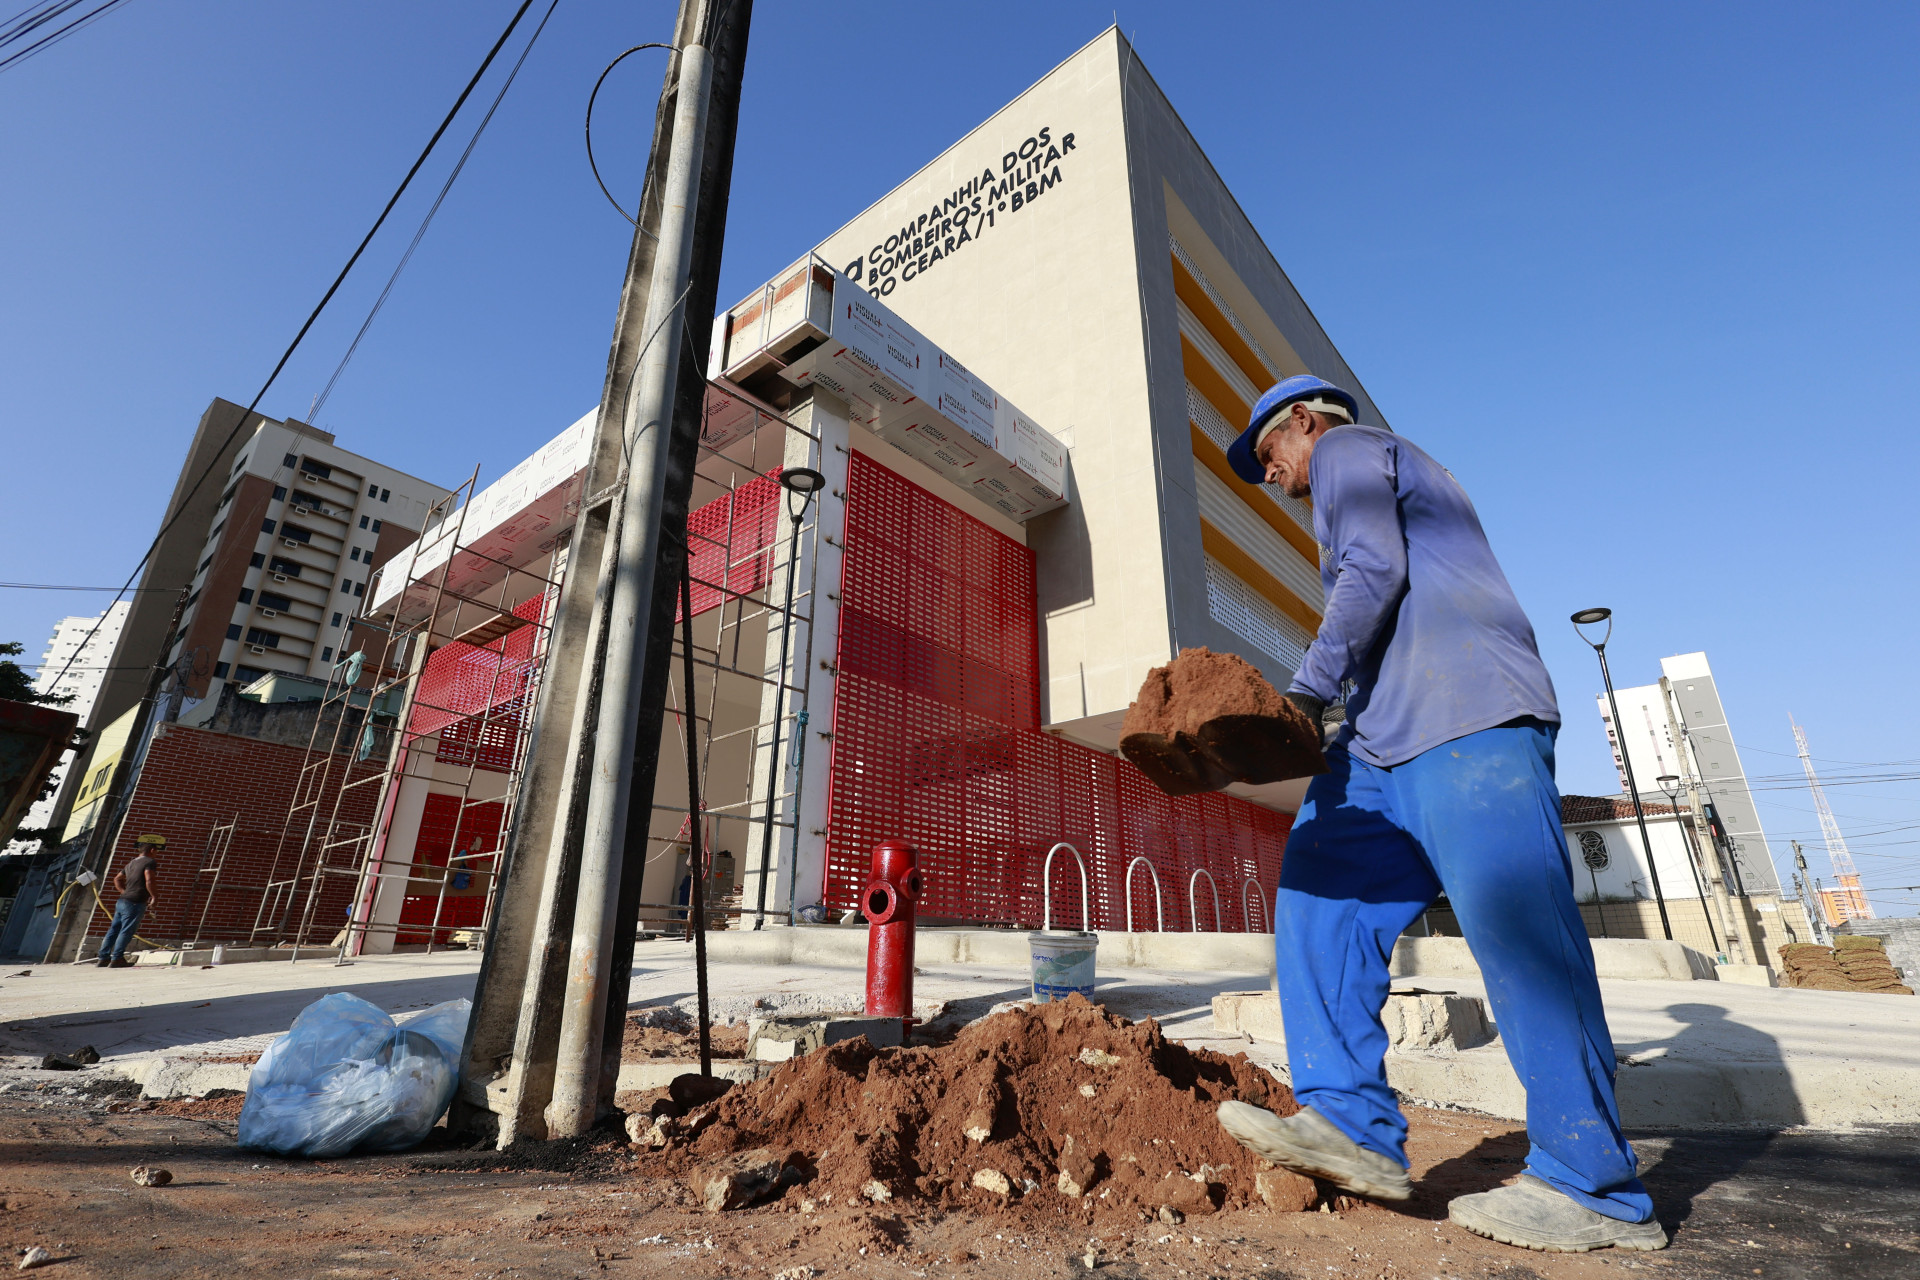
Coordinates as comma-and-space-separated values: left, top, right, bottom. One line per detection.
1028, 930, 1098, 1003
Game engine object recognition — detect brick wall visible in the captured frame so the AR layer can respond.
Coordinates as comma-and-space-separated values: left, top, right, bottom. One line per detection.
80, 721, 388, 948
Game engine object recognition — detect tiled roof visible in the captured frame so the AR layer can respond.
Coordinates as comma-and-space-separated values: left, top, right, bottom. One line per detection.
1561, 794, 1682, 824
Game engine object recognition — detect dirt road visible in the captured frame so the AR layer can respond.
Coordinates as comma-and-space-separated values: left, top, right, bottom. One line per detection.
1, 1079, 1911, 1279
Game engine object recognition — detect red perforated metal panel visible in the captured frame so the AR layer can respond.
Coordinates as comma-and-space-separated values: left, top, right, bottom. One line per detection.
824, 452, 1290, 931
410, 591, 550, 741
680, 470, 784, 622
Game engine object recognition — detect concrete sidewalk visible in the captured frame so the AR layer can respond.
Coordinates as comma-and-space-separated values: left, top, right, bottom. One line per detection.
5, 937, 1916, 1131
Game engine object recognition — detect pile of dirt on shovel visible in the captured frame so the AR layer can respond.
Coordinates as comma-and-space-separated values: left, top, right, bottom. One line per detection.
1120, 648, 1324, 796
640, 994, 1316, 1222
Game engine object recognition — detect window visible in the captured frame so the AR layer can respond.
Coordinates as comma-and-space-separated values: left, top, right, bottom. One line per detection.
185, 589, 200, 606
354, 581, 365, 597
214, 661, 230, 679
279, 524, 311, 544
261, 518, 276, 534
218, 481, 238, 509
268, 557, 301, 577
209, 520, 225, 541
249, 552, 265, 568
231, 454, 248, 476
331, 612, 343, 628
238, 588, 253, 604
300, 458, 333, 480
350, 547, 361, 562
321, 647, 333, 662
197, 554, 213, 575
359, 515, 370, 530
258, 591, 293, 612
283, 452, 299, 468
272, 485, 288, 501
245, 628, 281, 648
236, 664, 268, 683
226, 623, 242, 641
379, 488, 390, 502
291, 489, 323, 508
370, 519, 383, 533
368, 483, 379, 498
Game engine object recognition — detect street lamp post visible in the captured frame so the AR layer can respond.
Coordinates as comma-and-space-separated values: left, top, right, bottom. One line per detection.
750, 466, 826, 930
1571, 608, 1674, 942
1657, 772, 1719, 952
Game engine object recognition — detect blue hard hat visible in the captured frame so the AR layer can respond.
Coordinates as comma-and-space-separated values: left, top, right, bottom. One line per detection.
1226, 375, 1360, 484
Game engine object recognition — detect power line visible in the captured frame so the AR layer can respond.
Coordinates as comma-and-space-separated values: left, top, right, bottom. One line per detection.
0, 581, 171, 592
0, 0, 132, 76
309, 0, 560, 421
38, 0, 541, 700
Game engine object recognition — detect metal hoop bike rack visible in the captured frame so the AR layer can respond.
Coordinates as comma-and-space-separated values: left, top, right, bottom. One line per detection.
1189, 868, 1223, 932
1124, 856, 1164, 933
1042, 841, 1091, 931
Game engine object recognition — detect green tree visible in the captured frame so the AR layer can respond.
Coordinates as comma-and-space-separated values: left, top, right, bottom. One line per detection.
0, 641, 75, 707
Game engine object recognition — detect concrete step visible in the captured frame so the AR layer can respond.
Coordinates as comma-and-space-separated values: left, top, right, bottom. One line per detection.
705, 927, 1721, 981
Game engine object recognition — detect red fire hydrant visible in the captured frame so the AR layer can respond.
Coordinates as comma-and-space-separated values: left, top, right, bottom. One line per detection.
862, 839, 922, 1032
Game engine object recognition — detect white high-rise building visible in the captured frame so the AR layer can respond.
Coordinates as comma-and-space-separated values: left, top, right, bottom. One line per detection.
1596, 651, 1781, 895
7, 601, 130, 847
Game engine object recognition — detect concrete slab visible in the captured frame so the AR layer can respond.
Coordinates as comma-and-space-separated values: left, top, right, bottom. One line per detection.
706, 925, 1721, 981
6, 936, 1915, 1130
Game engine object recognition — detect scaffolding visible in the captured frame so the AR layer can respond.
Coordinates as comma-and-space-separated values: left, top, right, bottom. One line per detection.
636, 380, 825, 929
249, 466, 567, 957
249, 379, 825, 954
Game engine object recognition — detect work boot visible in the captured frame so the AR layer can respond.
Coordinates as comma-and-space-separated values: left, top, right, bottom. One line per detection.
94, 955, 112, 968
1216, 1102, 1411, 1201
1449, 1175, 1668, 1252
109, 957, 135, 968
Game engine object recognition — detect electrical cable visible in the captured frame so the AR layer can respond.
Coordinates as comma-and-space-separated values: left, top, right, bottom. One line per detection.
308, 0, 561, 422
0, 581, 170, 592
585, 43, 678, 227
0, 1, 86, 50
0, 0, 131, 75
37, 0, 540, 700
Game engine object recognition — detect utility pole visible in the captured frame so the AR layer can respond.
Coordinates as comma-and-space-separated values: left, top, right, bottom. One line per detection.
453, 0, 753, 1145
1658, 675, 1753, 964
1789, 841, 1829, 944
43, 587, 191, 963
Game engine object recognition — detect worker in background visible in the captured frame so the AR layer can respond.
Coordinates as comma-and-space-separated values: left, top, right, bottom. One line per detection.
1213, 376, 1666, 1254
96, 834, 163, 969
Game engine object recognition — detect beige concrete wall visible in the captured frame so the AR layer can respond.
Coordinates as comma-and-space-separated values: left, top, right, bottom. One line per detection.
812, 31, 1166, 728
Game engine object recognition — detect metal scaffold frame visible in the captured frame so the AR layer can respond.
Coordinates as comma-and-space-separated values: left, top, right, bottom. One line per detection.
245, 467, 567, 958
636, 382, 825, 930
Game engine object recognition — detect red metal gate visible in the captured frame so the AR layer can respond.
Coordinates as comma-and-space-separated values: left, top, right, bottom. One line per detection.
824, 452, 1290, 931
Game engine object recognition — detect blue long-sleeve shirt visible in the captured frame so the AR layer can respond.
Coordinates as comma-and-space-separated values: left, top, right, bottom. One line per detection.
1289, 426, 1560, 768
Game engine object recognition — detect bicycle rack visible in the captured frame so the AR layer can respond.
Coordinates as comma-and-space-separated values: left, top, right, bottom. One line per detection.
1189, 868, 1223, 932
1125, 856, 1164, 933
1042, 841, 1090, 931
1242, 877, 1269, 932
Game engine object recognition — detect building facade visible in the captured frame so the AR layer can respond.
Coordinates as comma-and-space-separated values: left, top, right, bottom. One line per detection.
3, 600, 128, 852
1597, 651, 1782, 895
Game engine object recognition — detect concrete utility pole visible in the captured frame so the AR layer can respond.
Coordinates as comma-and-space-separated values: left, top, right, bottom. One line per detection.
1659, 675, 1754, 964
545, 35, 715, 1139
452, 0, 753, 1145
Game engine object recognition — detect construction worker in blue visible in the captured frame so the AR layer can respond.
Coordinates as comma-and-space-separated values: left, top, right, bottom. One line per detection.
1212, 375, 1666, 1254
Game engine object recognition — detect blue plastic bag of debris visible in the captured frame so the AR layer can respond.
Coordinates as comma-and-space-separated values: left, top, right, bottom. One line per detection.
237, 992, 471, 1158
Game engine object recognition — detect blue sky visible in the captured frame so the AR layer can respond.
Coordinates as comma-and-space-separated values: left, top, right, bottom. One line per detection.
4, 2, 1917, 910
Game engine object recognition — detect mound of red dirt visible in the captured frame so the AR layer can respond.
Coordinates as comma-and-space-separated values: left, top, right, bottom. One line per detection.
1121, 648, 1325, 796
641, 995, 1315, 1221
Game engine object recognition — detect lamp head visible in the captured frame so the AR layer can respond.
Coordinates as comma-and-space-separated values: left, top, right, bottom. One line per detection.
1570, 605, 1613, 651
780, 468, 826, 495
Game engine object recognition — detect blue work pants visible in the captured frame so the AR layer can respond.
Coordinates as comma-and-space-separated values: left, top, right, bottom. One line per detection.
1274, 718, 1654, 1223
98, 899, 147, 963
